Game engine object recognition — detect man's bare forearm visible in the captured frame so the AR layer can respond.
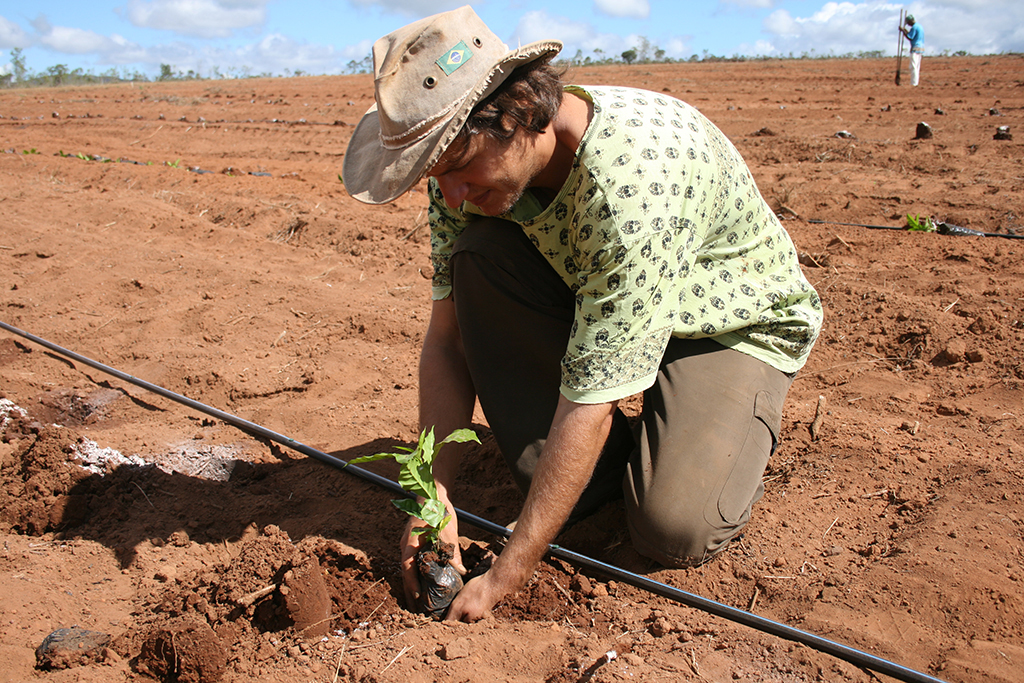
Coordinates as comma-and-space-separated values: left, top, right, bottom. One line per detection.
487, 397, 616, 591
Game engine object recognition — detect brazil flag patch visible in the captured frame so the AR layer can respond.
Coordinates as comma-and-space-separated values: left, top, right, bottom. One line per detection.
437, 41, 473, 75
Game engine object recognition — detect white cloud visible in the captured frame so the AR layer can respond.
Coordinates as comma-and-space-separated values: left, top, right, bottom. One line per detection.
662, 37, 695, 59
122, 0, 270, 38
345, 0, 467, 17
37, 26, 119, 54
102, 31, 375, 76
761, 2, 912, 56
594, 0, 650, 20
759, 0, 1024, 57
719, 0, 774, 8
512, 10, 624, 57
0, 15, 31, 49
512, 10, 692, 62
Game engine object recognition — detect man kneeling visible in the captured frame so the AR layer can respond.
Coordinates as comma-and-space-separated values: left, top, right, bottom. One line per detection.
342, 6, 823, 621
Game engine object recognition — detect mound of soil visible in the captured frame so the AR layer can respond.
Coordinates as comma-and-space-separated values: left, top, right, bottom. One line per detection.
136, 616, 226, 683
1, 55, 1022, 683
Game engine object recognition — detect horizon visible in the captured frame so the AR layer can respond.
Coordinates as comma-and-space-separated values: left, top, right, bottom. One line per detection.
2, 1, 1023, 81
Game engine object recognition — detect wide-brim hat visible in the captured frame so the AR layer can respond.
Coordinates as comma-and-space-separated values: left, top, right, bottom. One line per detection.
342, 5, 561, 205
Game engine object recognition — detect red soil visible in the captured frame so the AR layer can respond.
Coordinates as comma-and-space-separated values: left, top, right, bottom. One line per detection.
1, 55, 1022, 682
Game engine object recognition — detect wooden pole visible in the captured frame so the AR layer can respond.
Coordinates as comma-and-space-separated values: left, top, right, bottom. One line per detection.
895, 9, 904, 85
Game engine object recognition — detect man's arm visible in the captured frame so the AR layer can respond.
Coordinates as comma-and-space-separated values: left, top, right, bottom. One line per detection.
446, 395, 617, 621
403, 298, 477, 606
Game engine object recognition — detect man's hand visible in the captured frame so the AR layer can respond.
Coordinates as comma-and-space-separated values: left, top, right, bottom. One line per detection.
444, 397, 618, 622
445, 568, 507, 622
400, 504, 465, 611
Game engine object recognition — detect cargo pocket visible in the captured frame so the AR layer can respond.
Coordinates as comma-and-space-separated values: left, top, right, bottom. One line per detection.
713, 390, 782, 525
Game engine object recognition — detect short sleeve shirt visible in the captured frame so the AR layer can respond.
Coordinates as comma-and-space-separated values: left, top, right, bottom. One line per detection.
907, 25, 923, 49
428, 86, 822, 404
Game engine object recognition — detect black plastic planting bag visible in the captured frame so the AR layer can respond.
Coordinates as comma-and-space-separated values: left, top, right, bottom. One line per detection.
417, 540, 464, 619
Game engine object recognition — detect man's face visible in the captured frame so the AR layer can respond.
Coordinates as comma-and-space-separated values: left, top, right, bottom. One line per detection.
426, 131, 541, 216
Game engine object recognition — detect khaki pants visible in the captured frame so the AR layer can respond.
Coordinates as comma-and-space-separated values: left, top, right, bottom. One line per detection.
450, 219, 793, 567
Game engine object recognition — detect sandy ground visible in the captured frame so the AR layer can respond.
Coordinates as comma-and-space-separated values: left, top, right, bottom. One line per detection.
1, 55, 1022, 683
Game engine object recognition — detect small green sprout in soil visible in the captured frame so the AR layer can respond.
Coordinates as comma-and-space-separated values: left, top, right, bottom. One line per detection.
906, 213, 936, 232
349, 426, 479, 545
350, 426, 480, 617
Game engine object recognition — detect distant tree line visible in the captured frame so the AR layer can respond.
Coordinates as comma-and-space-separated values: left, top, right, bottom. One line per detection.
0, 43, 990, 89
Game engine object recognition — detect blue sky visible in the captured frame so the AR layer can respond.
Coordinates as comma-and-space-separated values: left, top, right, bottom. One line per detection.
1, 0, 1021, 79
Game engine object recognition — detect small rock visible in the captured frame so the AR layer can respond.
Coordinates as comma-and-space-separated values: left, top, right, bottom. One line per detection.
649, 616, 673, 637
900, 420, 920, 435
623, 653, 644, 667
36, 627, 111, 669
153, 565, 176, 583
966, 349, 984, 363
943, 338, 966, 363
834, 130, 856, 139
989, 108, 1001, 116
934, 107, 945, 115
914, 122, 933, 139
994, 125, 1012, 141
819, 586, 843, 602
168, 530, 190, 547
571, 574, 592, 596
440, 637, 472, 661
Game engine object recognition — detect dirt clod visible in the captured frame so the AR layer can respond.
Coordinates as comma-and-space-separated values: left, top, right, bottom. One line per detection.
136, 616, 226, 683
36, 627, 111, 670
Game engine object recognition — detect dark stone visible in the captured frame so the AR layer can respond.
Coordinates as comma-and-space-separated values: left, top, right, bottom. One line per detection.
36, 627, 111, 670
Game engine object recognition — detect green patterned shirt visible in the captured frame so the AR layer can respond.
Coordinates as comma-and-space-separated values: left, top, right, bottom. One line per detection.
428, 86, 822, 404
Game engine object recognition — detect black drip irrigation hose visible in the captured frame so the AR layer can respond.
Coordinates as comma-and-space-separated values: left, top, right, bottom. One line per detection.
0, 319, 947, 683
809, 218, 1024, 239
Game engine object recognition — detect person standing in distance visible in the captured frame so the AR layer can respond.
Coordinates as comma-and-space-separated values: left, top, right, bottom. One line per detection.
902, 14, 924, 86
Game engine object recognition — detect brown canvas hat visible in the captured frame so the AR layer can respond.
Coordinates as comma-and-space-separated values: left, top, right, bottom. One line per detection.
342, 5, 561, 205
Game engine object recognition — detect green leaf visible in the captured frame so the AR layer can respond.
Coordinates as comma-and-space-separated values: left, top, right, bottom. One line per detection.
392, 498, 425, 518
417, 498, 450, 531
439, 428, 481, 448
348, 426, 477, 538
348, 445, 413, 465
906, 213, 936, 232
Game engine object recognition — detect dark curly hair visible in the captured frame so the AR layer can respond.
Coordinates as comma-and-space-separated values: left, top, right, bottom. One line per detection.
443, 59, 565, 165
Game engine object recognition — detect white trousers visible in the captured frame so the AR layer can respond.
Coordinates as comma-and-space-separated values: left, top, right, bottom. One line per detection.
910, 51, 922, 87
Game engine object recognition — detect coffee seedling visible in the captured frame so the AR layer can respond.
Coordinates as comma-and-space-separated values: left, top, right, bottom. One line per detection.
349, 426, 480, 617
